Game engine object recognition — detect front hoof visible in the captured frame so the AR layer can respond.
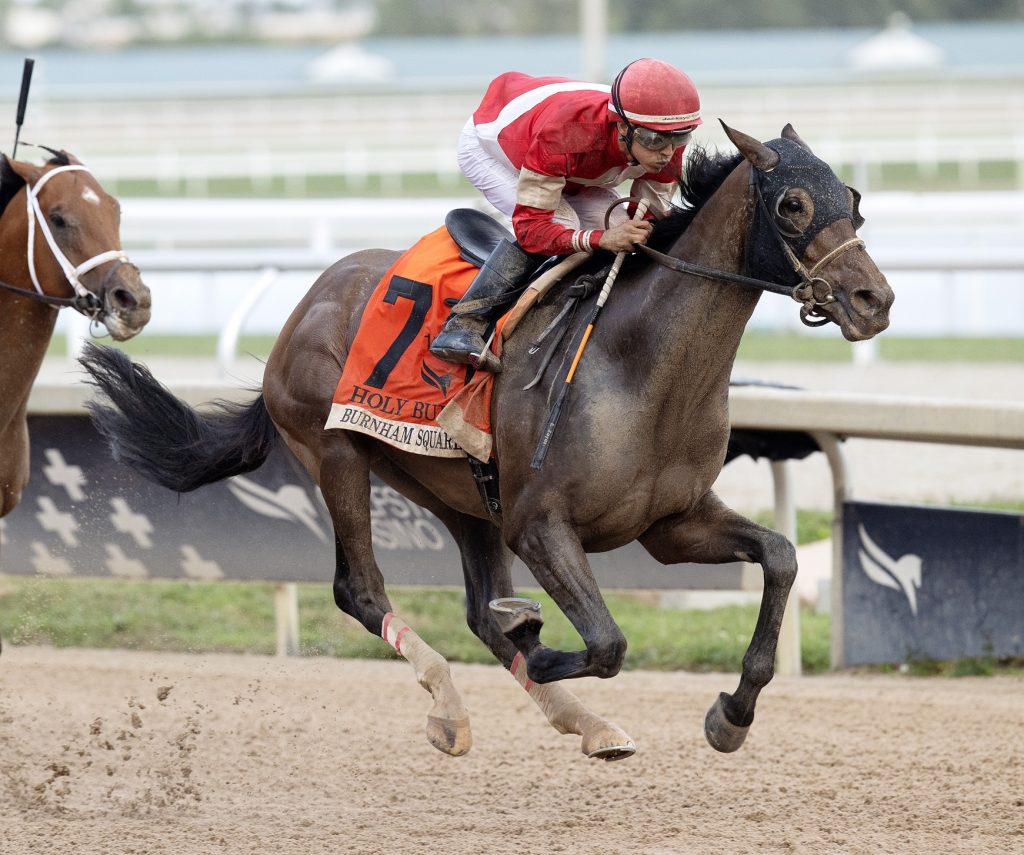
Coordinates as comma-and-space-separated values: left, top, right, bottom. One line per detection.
704, 693, 750, 753
582, 721, 636, 761
426, 715, 472, 756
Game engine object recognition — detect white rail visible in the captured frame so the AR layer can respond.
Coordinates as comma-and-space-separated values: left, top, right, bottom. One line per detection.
59, 243, 1024, 373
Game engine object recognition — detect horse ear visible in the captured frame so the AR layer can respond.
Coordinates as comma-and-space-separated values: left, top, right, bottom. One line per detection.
5, 156, 43, 185
781, 123, 813, 153
719, 120, 780, 172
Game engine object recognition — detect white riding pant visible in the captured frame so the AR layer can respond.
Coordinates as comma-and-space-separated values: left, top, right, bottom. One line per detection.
457, 120, 627, 234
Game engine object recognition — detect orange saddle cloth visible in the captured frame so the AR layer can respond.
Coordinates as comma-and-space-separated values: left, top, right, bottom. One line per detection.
325, 225, 498, 459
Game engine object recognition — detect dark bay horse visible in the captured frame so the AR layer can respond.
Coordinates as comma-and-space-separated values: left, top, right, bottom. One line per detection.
80, 124, 892, 760
0, 149, 150, 519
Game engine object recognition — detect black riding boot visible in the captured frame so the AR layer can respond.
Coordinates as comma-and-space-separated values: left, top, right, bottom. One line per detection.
429, 238, 544, 372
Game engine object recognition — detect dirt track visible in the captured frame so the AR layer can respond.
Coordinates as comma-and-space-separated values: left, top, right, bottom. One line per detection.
2, 646, 1022, 854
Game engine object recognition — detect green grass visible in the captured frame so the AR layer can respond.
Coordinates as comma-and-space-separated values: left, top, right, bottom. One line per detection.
104, 160, 1021, 199
3, 573, 1020, 677
0, 576, 827, 672
110, 172, 477, 199
734, 332, 1024, 363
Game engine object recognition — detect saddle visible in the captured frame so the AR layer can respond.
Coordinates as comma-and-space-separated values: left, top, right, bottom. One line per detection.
444, 208, 514, 268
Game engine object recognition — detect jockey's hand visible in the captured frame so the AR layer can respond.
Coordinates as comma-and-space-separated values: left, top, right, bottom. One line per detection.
598, 219, 653, 253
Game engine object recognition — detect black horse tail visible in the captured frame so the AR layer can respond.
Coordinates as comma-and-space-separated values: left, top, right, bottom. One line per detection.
79, 342, 278, 493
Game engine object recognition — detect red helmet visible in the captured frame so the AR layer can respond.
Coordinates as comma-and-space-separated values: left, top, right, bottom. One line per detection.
609, 58, 702, 131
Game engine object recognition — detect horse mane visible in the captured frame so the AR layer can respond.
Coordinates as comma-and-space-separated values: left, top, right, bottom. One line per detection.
0, 149, 72, 220
648, 145, 745, 250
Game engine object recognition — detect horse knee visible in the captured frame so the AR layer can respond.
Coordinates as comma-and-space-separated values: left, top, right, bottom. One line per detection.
763, 534, 798, 588
332, 580, 352, 614
588, 631, 628, 679
464, 606, 488, 643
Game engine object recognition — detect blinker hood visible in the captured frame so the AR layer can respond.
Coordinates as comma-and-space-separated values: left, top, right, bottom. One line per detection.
746, 137, 861, 286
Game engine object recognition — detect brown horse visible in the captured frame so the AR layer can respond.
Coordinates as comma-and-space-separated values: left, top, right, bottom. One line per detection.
80, 124, 893, 760
0, 149, 150, 519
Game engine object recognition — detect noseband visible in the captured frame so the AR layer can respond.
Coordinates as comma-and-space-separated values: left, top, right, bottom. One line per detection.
635, 146, 864, 327
0, 162, 132, 323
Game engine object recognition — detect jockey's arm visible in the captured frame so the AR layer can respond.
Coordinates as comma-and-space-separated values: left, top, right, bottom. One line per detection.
512, 168, 653, 256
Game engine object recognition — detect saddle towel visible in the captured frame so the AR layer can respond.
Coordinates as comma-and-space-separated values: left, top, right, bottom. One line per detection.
325, 225, 496, 458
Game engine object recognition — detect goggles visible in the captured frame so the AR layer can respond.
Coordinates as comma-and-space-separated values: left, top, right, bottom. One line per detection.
631, 125, 694, 151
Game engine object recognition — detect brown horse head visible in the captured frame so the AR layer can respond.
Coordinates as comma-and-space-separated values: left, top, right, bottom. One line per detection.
0, 150, 151, 340
721, 122, 893, 341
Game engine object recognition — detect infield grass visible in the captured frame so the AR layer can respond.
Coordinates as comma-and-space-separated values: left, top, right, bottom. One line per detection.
0, 575, 829, 673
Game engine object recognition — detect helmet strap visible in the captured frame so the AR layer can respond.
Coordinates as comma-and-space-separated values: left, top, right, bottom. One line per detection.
611, 64, 641, 166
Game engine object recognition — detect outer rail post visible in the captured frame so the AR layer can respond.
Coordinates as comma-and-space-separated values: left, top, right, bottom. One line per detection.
809, 431, 851, 669
772, 459, 801, 677
275, 582, 299, 657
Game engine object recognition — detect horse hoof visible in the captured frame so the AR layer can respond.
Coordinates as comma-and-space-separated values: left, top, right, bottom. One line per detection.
426, 715, 472, 756
586, 741, 636, 761
583, 723, 636, 761
704, 693, 750, 753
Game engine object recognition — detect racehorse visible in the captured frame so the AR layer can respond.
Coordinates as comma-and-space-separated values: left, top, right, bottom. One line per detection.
0, 149, 150, 519
80, 124, 893, 760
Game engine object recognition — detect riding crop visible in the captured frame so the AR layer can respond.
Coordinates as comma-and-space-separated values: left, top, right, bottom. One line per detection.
531, 199, 649, 469
11, 57, 34, 159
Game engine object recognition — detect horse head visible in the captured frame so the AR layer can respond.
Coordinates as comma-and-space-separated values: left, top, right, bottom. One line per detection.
721, 122, 893, 341
1, 150, 151, 340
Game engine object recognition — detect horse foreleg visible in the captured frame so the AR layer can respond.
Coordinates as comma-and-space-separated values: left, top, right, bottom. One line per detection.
317, 441, 471, 756
640, 491, 797, 754
454, 514, 635, 760
0, 420, 29, 518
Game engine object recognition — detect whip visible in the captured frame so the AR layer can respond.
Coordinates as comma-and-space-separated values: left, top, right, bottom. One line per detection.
12, 57, 34, 159
531, 200, 649, 470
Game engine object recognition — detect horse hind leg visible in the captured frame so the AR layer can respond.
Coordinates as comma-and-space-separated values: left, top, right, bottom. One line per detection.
317, 439, 471, 756
640, 491, 798, 753
454, 514, 635, 760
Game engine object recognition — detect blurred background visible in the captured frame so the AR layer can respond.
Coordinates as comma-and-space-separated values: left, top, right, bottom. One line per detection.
3, 0, 1022, 357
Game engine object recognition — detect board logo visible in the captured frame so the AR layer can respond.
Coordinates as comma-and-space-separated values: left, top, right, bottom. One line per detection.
857, 524, 923, 615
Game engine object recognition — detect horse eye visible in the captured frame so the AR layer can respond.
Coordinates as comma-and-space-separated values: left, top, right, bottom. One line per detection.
50, 211, 68, 229
783, 198, 802, 213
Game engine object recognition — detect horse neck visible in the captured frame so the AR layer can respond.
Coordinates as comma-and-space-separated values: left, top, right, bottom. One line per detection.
0, 201, 60, 430
621, 162, 762, 394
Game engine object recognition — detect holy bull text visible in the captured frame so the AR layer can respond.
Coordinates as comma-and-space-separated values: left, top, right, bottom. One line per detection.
349, 385, 446, 422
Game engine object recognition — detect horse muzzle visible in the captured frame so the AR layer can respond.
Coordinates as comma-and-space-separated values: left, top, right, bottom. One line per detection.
99, 262, 151, 340
828, 277, 894, 341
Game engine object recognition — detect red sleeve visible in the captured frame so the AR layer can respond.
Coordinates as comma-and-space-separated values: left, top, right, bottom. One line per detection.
511, 203, 603, 256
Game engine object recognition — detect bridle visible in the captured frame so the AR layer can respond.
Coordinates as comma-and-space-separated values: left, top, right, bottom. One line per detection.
633, 153, 865, 328
0, 162, 131, 322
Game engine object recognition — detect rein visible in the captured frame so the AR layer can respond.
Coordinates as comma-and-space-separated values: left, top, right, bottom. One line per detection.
1, 162, 131, 322
0, 275, 80, 308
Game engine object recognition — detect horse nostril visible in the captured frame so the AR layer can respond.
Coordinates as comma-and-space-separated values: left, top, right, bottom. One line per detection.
852, 288, 880, 315
110, 287, 138, 312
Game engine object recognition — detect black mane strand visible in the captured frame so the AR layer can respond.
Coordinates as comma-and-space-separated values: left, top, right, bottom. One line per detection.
648, 145, 744, 250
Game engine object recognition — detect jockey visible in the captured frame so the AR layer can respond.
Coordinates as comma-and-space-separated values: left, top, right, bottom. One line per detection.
429, 57, 702, 370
